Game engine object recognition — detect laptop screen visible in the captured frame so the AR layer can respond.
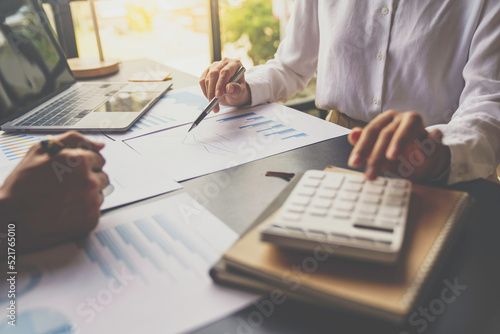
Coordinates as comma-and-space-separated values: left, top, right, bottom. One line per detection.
0, 0, 75, 124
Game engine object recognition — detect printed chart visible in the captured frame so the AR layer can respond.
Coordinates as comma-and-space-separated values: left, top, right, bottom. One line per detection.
0, 132, 43, 163
0, 194, 255, 334
125, 103, 351, 181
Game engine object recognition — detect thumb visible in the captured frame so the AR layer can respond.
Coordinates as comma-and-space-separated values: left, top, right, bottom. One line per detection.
225, 83, 247, 105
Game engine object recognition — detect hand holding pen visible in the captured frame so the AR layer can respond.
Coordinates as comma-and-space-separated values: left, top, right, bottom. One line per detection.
199, 58, 250, 112
191, 63, 247, 132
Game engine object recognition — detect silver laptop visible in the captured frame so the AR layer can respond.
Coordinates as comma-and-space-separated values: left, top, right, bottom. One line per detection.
0, 0, 172, 133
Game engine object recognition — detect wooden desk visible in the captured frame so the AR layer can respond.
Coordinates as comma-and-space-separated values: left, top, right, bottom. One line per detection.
100, 60, 500, 334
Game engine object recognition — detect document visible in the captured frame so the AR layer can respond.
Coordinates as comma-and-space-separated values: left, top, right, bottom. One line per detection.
0, 193, 257, 333
125, 103, 351, 181
107, 85, 236, 141
0, 133, 181, 211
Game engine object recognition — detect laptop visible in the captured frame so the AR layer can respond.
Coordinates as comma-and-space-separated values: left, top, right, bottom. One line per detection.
0, 0, 172, 133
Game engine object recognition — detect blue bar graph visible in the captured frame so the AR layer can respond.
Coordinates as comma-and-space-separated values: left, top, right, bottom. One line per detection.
75, 239, 114, 279
257, 124, 286, 132
239, 120, 274, 129
95, 230, 138, 276
265, 128, 296, 136
153, 214, 212, 263
216, 112, 256, 122
283, 133, 308, 140
246, 116, 265, 121
135, 219, 195, 274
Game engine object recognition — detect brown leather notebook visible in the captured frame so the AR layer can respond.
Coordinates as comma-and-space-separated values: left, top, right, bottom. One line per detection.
210, 167, 473, 323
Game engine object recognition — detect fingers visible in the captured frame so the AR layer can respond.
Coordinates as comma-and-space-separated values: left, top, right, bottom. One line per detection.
56, 131, 105, 152
199, 58, 246, 112
386, 112, 426, 161
348, 111, 428, 180
94, 171, 110, 192
348, 111, 396, 168
347, 127, 363, 146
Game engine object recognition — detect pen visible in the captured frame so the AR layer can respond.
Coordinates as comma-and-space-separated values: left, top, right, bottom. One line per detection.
40, 135, 65, 156
188, 66, 246, 132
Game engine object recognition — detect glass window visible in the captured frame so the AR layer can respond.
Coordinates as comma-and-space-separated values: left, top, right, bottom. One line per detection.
70, 0, 211, 76
219, 0, 316, 106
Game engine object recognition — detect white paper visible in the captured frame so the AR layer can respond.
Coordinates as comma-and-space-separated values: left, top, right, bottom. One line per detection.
125, 103, 351, 181
0, 133, 181, 211
0, 193, 256, 333
107, 85, 236, 141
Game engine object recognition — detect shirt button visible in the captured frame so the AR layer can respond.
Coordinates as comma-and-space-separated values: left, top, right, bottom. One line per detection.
381, 7, 389, 15
377, 52, 383, 61
373, 97, 378, 105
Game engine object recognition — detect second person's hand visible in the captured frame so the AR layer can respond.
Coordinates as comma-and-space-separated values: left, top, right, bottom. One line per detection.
199, 58, 251, 113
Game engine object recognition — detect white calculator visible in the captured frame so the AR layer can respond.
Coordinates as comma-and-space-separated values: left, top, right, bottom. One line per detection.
260, 170, 412, 264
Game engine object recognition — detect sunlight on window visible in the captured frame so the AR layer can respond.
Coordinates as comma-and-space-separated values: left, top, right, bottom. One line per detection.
71, 0, 211, 76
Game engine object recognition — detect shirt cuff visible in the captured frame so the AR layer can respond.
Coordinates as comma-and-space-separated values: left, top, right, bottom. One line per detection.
245, 70, 270, 106
426, 124, 495, 185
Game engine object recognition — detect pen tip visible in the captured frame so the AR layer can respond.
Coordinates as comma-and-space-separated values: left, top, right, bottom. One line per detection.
188, 124, 195, 132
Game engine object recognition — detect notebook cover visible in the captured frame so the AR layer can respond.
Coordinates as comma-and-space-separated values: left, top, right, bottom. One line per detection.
213, 168, 473, 322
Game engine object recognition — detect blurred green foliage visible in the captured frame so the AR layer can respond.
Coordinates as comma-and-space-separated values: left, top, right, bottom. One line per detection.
220, 0, 280, 65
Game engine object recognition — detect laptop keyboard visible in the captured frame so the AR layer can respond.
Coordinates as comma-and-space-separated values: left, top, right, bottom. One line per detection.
18, 84, 124, 127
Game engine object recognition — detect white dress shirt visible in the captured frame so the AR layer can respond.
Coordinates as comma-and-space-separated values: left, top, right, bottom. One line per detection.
245, 0, 500, 184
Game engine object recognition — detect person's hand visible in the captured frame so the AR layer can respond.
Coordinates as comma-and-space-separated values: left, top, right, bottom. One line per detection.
199, 57, 251, 113
347, 111, 451, 182
0, 131, 110, 254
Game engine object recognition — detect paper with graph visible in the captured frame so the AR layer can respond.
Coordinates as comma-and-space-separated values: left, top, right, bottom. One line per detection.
0, 193, 256, 334
125, 103, 351, 181
0, 133, 181, 211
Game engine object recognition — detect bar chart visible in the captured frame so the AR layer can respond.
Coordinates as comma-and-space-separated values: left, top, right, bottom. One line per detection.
0, 132, 41, 162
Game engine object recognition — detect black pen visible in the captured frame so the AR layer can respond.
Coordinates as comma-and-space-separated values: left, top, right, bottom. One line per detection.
188, 66, 246, 132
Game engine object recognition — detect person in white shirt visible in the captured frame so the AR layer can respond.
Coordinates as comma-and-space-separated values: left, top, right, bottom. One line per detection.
199, 0, 500, 185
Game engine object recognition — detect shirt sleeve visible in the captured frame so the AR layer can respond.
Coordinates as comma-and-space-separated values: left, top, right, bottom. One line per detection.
426, 0, 500, 184
245, 0, 320, 106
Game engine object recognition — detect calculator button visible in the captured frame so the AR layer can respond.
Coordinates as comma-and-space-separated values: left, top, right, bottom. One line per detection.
381, 207, 403, 217
353, 224, 394, 233
323, 174, 345, 190
317, 189, 337, 199
308, 230, 328, 240
307, 171, 326, 180
340, 193, 358, 202
354, 236, 375, 246
354, 217, 376, 225
283, 212, 302, 221
335, 202, 355, 212
333, 212, 351, 219
369, 178, 387, 186
287, 206, 305, 214
365, 185, 385, 195
291, 196, 310, 206
362, 195, 382, 204
379, 218, 400, 226
303, 179, 321, 188
359, 204, 378, 215
346, 174, 366, 184
344, 183, 363, 193
309, 208, 328, 217
384, 198, 406, 207
286, 227, 306, 236
298, 187, 316, 197
330, 233, 351, 243
312, 198, 332, 209
390, 179, 409, 189
387, 188, 408, 197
